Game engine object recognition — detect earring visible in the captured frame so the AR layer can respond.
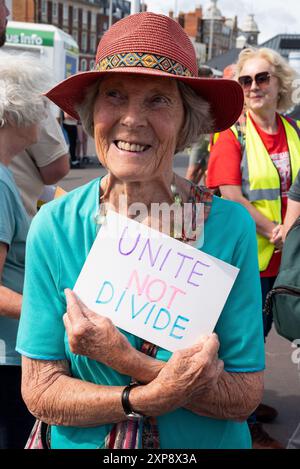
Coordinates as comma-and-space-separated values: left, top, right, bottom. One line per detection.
0, 118, 5, 128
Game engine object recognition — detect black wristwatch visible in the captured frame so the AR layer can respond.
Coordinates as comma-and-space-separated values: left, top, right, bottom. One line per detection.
121, 383, 145, 420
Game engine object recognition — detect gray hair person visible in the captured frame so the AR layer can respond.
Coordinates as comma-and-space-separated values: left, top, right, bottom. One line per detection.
0, 53, 50, 449
0, 0, 70, 218
17, 13, 265, 450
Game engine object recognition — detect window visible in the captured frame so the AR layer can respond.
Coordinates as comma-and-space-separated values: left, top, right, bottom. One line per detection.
81, 59, 88, 71
90, 33, 96, 53
41, 0, 47, 15
280, 38, 300, 50
73, 7, 78, 23
91, 13, 96, 30
72, 30, 78, 45
52, 2, 58, 18
90, 60, 95, 70
81, 32, 87, 52
63, 4, 69, 24
82, 10, 88, 26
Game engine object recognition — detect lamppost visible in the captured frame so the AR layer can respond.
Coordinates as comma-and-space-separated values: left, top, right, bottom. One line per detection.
208, 10, 214, 60
108, 0, 113, 28
174, 0, 178, 18
131, 1, 141, 14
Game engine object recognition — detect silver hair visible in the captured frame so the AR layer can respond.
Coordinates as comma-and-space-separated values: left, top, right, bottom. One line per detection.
0, 52, 51, 128
76, 78, 214, 152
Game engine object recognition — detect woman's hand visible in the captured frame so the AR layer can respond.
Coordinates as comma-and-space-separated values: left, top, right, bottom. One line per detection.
64, 289, 136, 369
63, 289, 164, 381
270, 224, 284, 251
142, 334, 224, 415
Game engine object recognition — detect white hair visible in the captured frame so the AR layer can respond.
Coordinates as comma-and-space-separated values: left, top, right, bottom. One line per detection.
0, 52, 52, 128
76, 78, 214, 152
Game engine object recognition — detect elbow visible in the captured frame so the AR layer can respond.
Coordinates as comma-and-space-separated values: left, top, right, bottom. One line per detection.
22, 381, 66, 426
219, 188, 244, 205
21, 381, 44, 422
40, 155, 70, 185
237, 375, 264, 422
21, 357, 73, 426
248, 381, 264, 417
48, 169, 69, 185
21, 374, 66, 426
221, 193, 244, 204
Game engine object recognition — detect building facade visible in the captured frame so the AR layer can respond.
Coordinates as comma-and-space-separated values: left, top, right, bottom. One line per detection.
11, 0, 130, 71
236, 13, 260, 49
201, 0, 238, 60
170, 2, 238, 64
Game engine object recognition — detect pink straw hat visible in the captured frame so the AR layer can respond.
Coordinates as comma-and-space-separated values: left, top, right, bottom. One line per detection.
46, 12, 243, 132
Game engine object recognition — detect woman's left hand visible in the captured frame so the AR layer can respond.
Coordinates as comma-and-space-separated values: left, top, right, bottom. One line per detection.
270, 224, 284, 251
63, 289, 138, 372
142, 334, 224, 414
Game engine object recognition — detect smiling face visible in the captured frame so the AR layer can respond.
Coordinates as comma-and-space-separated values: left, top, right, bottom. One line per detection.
93, 74, 184, 183
239, 57, 280, 114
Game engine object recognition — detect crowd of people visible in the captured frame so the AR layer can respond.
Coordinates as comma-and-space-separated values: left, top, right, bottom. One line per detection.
0, 0, 299, 451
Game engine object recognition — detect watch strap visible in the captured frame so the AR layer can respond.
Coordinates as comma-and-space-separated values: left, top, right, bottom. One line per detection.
121, 383, 144, 418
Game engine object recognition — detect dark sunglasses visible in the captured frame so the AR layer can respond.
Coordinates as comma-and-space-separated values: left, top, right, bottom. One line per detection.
238, 72, 272, 90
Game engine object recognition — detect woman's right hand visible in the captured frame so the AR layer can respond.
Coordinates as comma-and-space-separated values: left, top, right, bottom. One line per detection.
63, 289, 164, 381
143, 334, 224, 415
270, 224, 284, 251
64, 289, 133, 367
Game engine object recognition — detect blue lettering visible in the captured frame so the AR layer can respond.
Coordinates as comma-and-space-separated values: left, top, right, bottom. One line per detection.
115, 289, 127, 312
153, 308, 171, 330
144, 304, 157, 324
169, 315, 190, 339
131, 295, 151, 319
96, 281, 114, 304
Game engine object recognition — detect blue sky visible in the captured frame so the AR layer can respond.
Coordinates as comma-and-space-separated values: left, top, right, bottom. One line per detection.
143, 0, 300, 43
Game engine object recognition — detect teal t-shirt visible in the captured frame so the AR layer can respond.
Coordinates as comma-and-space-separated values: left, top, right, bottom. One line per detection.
17, 178, 265, 449
0, 163, 30, 365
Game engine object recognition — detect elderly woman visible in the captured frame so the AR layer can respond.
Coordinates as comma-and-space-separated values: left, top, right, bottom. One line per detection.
17, 13, 265, 449
207, 48, 300, 448
0, 54, 49, 448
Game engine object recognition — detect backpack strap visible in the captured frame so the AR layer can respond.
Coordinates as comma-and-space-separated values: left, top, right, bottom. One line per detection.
284, 115, 300, 139
231, 115, 246, 155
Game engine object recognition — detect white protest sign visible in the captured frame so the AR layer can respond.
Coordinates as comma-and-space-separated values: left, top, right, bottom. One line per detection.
73, 210, 239, 352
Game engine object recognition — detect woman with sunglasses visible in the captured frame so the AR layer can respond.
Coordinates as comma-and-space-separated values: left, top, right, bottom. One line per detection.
207, 47, 300, 449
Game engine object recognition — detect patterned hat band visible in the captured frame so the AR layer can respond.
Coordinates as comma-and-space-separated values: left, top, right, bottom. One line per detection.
95, 52, 193, 77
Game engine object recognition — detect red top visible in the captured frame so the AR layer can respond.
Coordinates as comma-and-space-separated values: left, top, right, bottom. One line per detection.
206, 113, 291, 277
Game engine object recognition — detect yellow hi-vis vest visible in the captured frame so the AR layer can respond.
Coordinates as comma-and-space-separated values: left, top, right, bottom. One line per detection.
234, 114, 300, 271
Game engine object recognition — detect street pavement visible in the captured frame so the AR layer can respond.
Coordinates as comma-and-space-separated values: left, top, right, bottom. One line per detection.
59, 153, 300, 449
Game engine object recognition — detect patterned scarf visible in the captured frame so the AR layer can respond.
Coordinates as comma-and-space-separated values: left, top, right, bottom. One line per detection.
104, 342, 159, 449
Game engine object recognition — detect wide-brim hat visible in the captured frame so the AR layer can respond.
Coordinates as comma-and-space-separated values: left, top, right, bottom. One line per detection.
46, 12, 243, 132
